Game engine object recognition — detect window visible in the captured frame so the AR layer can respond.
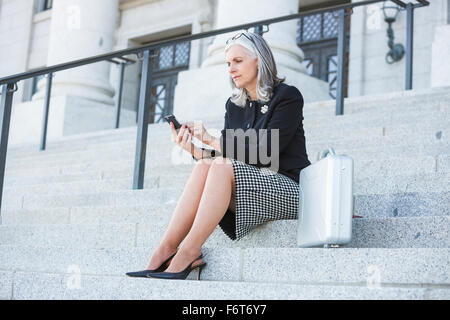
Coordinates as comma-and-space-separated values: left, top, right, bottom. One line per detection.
296, 8, 351, 99
37, 0, 53, 13
137, 39, 191, 124
153, 41, 191, 71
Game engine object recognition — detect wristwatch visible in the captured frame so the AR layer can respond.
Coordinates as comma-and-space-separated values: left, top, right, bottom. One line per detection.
192, 148, 217, 161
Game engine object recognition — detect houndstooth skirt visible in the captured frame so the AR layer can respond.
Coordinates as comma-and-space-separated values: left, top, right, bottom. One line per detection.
218, 158, 300, 241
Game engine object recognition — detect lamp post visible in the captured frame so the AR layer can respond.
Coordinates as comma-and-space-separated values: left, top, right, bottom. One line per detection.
382, 1, 404, 64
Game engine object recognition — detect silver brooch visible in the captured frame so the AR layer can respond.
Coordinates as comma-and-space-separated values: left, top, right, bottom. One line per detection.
261, 105, 268, 114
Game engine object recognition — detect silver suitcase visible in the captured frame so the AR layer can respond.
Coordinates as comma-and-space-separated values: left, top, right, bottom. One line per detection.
297, 148, 354, 248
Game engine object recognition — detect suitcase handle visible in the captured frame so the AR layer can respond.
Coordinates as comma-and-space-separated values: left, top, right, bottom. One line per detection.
320, 147, 336, 159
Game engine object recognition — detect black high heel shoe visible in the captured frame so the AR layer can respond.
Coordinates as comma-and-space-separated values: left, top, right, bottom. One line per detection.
125, 251, 177, 278
147, 254, 206, 280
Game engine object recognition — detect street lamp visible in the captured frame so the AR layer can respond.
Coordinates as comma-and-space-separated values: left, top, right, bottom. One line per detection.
382, 1, 405, 64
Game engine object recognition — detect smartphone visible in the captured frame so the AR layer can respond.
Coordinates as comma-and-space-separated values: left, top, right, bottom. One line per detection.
164, 114, 182, 130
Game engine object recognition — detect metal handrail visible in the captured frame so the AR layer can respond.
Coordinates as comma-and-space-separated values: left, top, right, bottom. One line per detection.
0, 0, 430, 213
0, 0, 428, 86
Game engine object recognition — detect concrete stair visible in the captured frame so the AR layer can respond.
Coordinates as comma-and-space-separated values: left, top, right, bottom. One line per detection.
0, 216, 448, 248
1, 86, 449, 299
0, 247, 448, 299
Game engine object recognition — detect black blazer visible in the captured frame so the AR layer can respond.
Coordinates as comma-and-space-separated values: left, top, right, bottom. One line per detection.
220, 82, 311, 183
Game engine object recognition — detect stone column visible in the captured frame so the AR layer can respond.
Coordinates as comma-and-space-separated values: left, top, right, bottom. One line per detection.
190, 1, 215, 69
34, 0, 118, 104
431, 14, 450, 87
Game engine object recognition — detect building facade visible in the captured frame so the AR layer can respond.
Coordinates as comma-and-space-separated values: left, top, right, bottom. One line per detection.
0, 0, 449, 145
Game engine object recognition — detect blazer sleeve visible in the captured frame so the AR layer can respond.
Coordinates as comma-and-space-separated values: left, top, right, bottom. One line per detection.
220, 86, 304, 167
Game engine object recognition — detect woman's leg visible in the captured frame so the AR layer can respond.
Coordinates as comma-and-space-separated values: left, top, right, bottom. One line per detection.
146, 157, 215, 270
163, 157, 236, 272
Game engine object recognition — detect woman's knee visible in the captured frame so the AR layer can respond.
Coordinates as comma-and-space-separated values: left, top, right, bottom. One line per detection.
210, 157, 233, 173
210, 157, 235, 186
193, 157, 215, 172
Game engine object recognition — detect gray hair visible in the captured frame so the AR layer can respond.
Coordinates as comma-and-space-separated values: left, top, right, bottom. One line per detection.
224, 32, 285, 108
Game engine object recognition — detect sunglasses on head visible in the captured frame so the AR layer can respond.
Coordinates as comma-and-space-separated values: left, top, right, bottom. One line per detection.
226, 32, 256, 46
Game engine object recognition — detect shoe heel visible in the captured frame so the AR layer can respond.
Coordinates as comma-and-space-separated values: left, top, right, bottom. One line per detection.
195, 263, 206, 281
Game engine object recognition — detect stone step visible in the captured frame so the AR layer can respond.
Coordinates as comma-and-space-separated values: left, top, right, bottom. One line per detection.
240, 247, 449, 285
174, 215, 450, 249
2, 176, 448, 217
4, 136, 449, 174
305, 122, 448, 144
353, 172, 450, 195
3, 163, 195, 186
355, 191, 450, 218
21, 116, 450, 155
113, 154, 446, 179
0, 216, 448, 249
5, 117, 450, 166
303, 94, 449, 118
3, 148, 445, 189
6, 107, 448, 159
7, 87, 448, 153
348, 216, 450, 248
58, 116, 449, 144
6, 125, 149, 155
20, 187, 182, 210
5, 128, 447, 176
6, 119, 448, 169
3, 177, 135, 196
303, 85, 450, 111
4, 150, 197, 177
305, 109, 449, 130
310, 141, 450, 161
3, 270, 445, 300
3, 154, 446, 185
306, 133, 446, 151
2, 175, 450, 224
3, 170, 104, 188
7, 85, 449, 152
0, 246, 448, 288
3, 171, 450, 201
1, 187, 183, 210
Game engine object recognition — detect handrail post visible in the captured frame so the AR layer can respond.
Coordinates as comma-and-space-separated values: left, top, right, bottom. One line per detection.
405, 2, 414, 90
254, 25, 263, 35
0, 83, 16, 216
40, 73, 53, 151
114, 62, 126, 129
133, 50, 154, 189
335, 8, 348, 115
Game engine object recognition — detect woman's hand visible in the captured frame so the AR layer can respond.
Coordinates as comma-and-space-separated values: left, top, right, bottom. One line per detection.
184, 121, 213, 145
170, 122, 194, 154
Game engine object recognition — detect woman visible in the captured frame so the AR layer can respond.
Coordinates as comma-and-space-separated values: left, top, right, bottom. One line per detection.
126, 31, 310, 280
